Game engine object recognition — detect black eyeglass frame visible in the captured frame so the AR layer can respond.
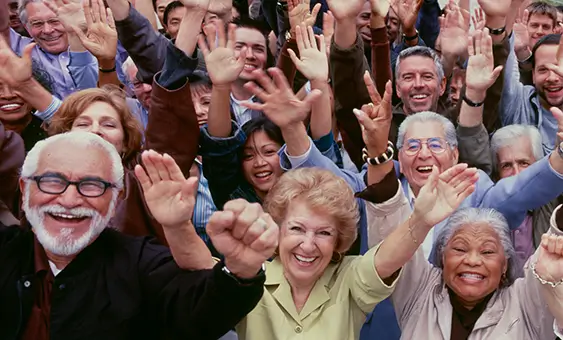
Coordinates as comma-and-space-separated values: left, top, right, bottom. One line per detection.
26, 174, 117, 198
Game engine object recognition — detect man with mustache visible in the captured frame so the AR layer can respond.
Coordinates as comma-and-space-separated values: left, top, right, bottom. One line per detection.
0, 131, 277, 339
0, 0, 98, 99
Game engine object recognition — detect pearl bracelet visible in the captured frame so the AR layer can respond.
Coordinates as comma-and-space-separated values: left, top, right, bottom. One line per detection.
530, 261, 563, 288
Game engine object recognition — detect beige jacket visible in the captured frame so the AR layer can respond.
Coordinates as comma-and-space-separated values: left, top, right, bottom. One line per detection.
366, 181, 561, 340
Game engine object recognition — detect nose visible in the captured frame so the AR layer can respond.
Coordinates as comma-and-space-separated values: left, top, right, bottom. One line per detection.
89, 123, 104, 137
463, 250, 483, 266
246, 47, 256, 60
0, 84, 16, 98
513, 164, 523, 175
299, 234, 316, 252
417, 143, 432, 159
57, 184, 84, 209
43, 22, 54, 34
253, 154, 267, 167
414, 75, 424, 88
547, 69, 560, 82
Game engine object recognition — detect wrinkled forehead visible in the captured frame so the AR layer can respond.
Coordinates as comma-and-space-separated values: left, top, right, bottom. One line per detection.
35, 141, 113, 181
449, 222, 502, 245
397, 55, 439, 76
25, 2, 57, 21
404, 121, 446, 140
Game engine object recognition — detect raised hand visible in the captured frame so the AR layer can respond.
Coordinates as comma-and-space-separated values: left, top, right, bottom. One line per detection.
135, 150, 199, 228
72, 0, 117, 61
208, 0, 232, 20
545, 34, 563, 78
198, 21, 247, 86
514, 10, 530, 54
477, 0, 511, 18
393, 0, 423, 30
288, 0, 321, 35
207, 199, 279, 279
439, 5, 469, 57
0, 35, 34, 87
288, 25, 328, 82
180, 0, 210, 11
471, 6, 486, 31
326, 0, 365, 22
242, 68, 322, 128
534, 233, 563, 283
465, 29, 503, 98
550, 107, 563, 142
370, 0, 391, 18
322, 11, 335, 56
45, 0, 86, 33
353, 73, 393, 154
412, 164, 479, 228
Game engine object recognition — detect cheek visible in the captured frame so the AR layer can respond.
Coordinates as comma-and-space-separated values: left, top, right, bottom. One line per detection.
266, 154, 282, 174
241, 159, 253, 177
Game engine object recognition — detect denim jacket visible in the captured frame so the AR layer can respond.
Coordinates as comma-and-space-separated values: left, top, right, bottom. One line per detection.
200, 122, 341, 209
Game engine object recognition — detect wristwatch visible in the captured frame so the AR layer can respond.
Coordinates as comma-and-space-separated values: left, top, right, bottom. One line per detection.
403, 29, 419, 42
221, 262, 266, 285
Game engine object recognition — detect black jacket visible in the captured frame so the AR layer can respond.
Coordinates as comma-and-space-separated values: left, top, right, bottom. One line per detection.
0, 225, 264, 340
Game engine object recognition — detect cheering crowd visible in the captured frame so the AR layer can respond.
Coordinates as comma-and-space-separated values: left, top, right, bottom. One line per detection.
2, 0, 563, 338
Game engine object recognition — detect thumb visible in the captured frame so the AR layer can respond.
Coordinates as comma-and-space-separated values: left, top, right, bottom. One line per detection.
206, 210, 236, 237
22, 42, 36, 62
490, 65, 503, 83
181, 176, 199, 200
302, 88, 322, 108
71, 24, 88, 44
287, 48, 300, 67
551, 106, 563, 126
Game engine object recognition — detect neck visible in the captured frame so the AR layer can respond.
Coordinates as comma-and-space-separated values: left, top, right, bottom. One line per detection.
45, 250, 75, 271
288, 278, 315, 313
4, 115, 32, 134
402, 102, 439, 116
231, 80, 254, 101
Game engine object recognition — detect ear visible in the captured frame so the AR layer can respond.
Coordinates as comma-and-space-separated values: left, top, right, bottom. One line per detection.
395, 80, 402, 99
439, 76, 447, 96
19, 178, 26, 197
452, 146, 459, 164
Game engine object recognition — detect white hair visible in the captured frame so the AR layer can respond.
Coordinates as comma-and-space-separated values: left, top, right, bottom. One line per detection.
121, 57, 138, 83
18, 0, 42, 25
21, 131, 124, 190
433, 208, 521, 287
490, 124, 544, 174
396, 111, 458, 150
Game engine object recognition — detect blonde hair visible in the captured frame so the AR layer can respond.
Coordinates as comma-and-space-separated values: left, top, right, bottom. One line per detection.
264, 168, 359, 254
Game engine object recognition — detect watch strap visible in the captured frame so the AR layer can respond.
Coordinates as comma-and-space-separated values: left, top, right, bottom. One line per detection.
221, 262, 266, 285
403, 30, 419, 41
462, 93, 484, 107
486, 26, 506, 35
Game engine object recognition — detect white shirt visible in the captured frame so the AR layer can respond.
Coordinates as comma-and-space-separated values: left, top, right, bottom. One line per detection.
406, 185, 434, 260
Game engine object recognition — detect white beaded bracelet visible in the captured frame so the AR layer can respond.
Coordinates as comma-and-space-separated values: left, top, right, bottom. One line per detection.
530, 261, 563, 288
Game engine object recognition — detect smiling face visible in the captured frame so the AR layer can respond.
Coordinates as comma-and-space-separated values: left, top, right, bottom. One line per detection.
241, 130, 283, 199
386, 7, 400, 43
398, 121, 458, 195
0, 81, 32, 129
396, 55, 446, 115
533, 43, 563, 108
279, 199, 337, 289
190, 82, 211, 126
70, 101, 125, 154
22, 141, 116, 256
356, 1, 371, 44
527, 13, 554, 46
234, 26, 268, 81
442, 223, 507, 309
25, 2, 68, 55
165, 6, 186, 39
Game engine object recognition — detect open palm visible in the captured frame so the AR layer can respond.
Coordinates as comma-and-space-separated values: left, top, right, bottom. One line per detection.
73, 0, 117, 60
413, 164, 478, 228
198, 21, 246, 86
0, 35, 34, 86
288, 25, 328, 82
466, 29, 503, 93
288, 0, 321, 32
45, 0, 85, 32
326, 0, 365, 21
135, 150, 198, 228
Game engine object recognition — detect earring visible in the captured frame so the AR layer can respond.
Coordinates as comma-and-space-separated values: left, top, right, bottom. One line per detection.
331, 252, 343, 263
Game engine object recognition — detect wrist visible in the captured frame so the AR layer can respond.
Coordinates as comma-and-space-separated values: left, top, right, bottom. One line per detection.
485, 17, 507, 32
403, 26, 417, 37
310, 78, 329, 88
516, 47, 532, 61
224, 258, 263, 279
464, 88, 487, 103
98, 58, 116, 69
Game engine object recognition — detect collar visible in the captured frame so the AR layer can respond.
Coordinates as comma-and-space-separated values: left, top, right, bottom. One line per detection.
33, 234, 50, 275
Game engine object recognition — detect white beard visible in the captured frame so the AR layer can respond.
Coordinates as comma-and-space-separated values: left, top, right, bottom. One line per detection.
22, 186, 117, 256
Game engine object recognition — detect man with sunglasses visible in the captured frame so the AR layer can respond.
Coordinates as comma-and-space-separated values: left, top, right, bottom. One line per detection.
0, 131, 277, 339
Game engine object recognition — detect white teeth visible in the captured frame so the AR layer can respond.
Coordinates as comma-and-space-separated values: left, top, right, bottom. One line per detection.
255, 172, 272, 178
413, 94, 428, 99
51, 212, 85, 219
417, 166, 433, 171
295, 254, 315, 263
546, 87, 563, 92
460, 273, 484, 280
0, 104, 21, 110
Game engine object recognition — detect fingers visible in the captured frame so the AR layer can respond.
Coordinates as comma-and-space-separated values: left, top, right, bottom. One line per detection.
107, 8, 115, 29
197, 34, 211, 57
71, 25, 89, 44
241, 213, 273, 245
467, 32, 475, 56
473, 29, 482, 55
22, 42, 36, 62
216, 18, 227, 48
302, 88, 322, 108
229, 202, 264, 240
181, 176, 199, 202
268, 67, 292, 93
310, 3, 321, 20
243, 80, 270, 102
548, 234, 558, 254
447, 167, 479, 188
353, 108, 376, 133
481, 28, 492, 57
226, 23, 237, 50
206, 210, 236, 237
134, 164, 152, 193
203, 24, 217, 51
249, 68, 277, 94
91, 0, 102, 23
140, 150, 168, 184
295, 25, 305, 52
555, 235, 563, 256
287, 48, 301, 68
161, 153, 185, 182
490, 65, 503, 83
83, 0, 93, 28
380, 80, 393, 119
550, 106, 563, 127
438, 163, 468, 183
249, 214, 280, 253
363, 71, 382, 104
522, 9, 529, 26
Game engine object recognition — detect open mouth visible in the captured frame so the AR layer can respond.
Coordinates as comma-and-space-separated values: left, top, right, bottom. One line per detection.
41, 35, 62, 43
545, 86, 563, 95
294, 254, 317, 265
47, 212, 90, 224
411, 94, 429, 101
243, 64, 258, 72
416, 166, 433, 174
254, 171, 272, 182
0, 103, 23, 112
458, 272, 485, 283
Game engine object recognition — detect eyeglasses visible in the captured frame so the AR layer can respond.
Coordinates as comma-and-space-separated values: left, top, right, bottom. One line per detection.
28, 18, 62, 30
26, 174, 116, 198
403, 137, 449, 156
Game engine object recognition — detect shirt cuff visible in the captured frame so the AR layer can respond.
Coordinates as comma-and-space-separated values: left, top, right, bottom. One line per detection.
554, 320, 563, 338
356, 167, 399, 203
285, 139, 312, 168
33, 96, 62, 122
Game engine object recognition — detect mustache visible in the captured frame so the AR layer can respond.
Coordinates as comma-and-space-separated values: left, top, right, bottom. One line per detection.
39, 204, 97, 218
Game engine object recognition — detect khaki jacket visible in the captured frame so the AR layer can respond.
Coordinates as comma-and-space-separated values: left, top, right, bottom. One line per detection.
366, 181, 561, 339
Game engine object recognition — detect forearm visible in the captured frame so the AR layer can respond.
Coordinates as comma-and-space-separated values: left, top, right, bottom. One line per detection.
133, 0, 158, 31
515, 46, 532, 61
549, 152, 563, 175
334, 18, 357, 49
14, 78, 56, 112
370, 26, 392, 96
175, 9, 206, 57
0, 0, 9, 37
163, 221, 215, 270
207, 86, 233, 138
97, 58, 121, 87
309, 80, 332, 140
403, 26, 419, 47
374, 214, 430, 279
277, 38, 298, 87
107, 0, 131, 21
458, 88, 485, 127
282, 123, 311, 156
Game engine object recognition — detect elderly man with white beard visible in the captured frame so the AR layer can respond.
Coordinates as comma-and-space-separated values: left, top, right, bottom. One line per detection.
0, 131, 278, 339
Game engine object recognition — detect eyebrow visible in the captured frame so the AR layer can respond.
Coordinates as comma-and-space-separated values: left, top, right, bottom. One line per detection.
39, 171, 107, 182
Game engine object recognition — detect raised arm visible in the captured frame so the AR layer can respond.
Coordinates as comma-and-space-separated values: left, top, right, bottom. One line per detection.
0, 121, 24, 213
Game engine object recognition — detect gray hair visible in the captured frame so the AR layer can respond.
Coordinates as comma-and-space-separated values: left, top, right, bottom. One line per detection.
21, 131, 125, 190
18, 0, 42, 25
395, 46, 445, 81
396, 111, 458, 150
490, 124, 544, 173
121, 57, 138, 83
433, 208, 521, 287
